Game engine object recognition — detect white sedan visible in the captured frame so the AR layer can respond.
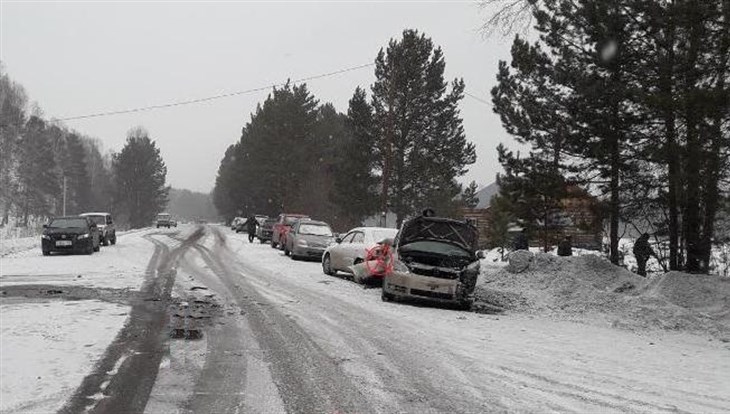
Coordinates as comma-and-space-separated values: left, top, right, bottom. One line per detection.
321, 227, 398, 282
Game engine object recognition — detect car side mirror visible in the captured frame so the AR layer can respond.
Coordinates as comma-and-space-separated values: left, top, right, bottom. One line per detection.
335, 237, 342, 244
477, 250, 486, 259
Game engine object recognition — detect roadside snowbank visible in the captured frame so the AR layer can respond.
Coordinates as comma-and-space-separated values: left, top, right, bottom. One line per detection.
476, 252, 730, 339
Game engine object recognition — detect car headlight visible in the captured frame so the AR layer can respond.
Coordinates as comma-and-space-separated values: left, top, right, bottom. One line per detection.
77, 233, 89, 239
297, 239, 308, 246
41, 234, 51, 240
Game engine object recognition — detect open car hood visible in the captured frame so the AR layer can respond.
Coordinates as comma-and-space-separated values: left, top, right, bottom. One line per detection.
397, 216, 479, 253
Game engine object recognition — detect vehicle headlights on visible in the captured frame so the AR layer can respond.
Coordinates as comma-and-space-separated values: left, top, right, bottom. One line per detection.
41, 234, 51, 240
77, 233, 90, 239
297, 239, 308, 246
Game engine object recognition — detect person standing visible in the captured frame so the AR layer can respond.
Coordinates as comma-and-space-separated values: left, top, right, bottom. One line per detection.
557, 235, 573, 256
514, 229, 529, 251
246, 215, 259, 243
632, 233, 655, 276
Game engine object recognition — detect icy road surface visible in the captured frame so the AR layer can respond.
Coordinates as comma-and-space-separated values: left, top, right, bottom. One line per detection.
1, 224, 728, 413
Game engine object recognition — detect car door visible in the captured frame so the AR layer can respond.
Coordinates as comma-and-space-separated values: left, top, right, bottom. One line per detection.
341, 231, 366, 270
331, 232, 355, 270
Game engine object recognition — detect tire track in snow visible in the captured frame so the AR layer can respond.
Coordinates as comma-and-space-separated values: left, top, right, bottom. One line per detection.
59, 229, 205, 414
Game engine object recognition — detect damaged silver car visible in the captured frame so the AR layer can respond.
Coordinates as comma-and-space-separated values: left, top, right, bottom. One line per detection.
379, 214, 483, 309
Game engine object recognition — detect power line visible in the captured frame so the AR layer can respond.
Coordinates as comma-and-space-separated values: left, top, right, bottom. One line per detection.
55, 63, 375, 122
464, 91, 492, 107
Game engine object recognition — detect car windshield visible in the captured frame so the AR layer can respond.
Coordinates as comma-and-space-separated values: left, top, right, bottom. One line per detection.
285, 216, 305, 225
399, 241, 471, 258
299, 224, 332, 236
85, 216, 106, 225
158, 214, 170, 219
49, 218, 88, 228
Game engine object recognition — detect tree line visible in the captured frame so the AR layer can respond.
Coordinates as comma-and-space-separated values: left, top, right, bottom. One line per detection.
0, 66, 170, 229
487, 0, 729, 273
213, 29, 479, 230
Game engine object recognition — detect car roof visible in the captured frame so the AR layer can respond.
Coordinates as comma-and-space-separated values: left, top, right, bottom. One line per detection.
80, 212, 110, 216
50, 216, 90, 220
298, 220, 329, 226
346, 227, 397, 233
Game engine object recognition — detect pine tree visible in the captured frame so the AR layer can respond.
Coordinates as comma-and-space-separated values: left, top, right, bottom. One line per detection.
371, 29, 476, 225
331, 87, 379, 227
488, 193, 514, 260
461, 181, 480, 208
0, 68, 27, 224
16, 116, 60, 224
61, 133, 92, 214
112, 127, 169, 228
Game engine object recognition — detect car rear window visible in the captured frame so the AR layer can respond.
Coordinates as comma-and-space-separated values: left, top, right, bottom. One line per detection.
85, 215, 106, 225
299, 224, 333, 236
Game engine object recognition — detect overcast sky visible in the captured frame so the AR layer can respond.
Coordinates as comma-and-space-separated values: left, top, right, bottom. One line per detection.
1, 1, 520, 193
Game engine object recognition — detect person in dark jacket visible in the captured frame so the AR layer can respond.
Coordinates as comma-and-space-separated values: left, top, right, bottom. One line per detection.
557, 235, 573, 256
514, 229, 529, 251
632, 233, 655, 276
246, 215, 259, 243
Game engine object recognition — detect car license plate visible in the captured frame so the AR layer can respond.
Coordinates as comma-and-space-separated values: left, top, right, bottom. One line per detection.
56, 240, 72, 247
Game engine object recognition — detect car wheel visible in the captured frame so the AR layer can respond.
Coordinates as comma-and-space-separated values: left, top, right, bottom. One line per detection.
93, 242, 100, 252
102, 236, 109, 246
111, 235, 117, 245
322, 254, 335, 276
86, 245, 94, 255
381, 290, 395, 302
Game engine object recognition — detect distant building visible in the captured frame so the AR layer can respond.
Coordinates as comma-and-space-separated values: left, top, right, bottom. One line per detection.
461, 182, 602, 250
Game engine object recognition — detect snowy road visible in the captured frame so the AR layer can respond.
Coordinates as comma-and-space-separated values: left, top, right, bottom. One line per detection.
2, 224, 729, 413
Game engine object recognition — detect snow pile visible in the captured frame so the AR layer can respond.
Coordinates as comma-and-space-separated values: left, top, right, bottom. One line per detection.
1, 235, 39, 257
475, 252, 730, 338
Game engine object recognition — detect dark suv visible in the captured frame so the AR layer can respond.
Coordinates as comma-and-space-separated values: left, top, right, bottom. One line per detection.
41, 216, 101, 255
80, 212, 116, 246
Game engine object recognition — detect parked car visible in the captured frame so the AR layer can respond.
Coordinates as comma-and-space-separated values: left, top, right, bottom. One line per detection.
284, 220, 335, 260
256, 217, 277, 243
170, 219, 178, 227
271, 213, 310, 249
156, 213, 174, 228
322, 227, 398, 283
379, 213, 484, 309
80, 212, 116, 246
231, 216, 245, 230
41, 216, 100, 255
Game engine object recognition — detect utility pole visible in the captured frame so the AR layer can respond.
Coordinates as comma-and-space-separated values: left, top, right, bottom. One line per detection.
62, 176, 67, 216
381, 77, 394, 225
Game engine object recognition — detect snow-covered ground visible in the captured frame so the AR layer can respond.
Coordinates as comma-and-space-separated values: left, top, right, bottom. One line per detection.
3, 224, 728, 413
0, 227, 177, 412
0, 228, 165, 290
0, 300, 129, 413
219, 228, 730, 413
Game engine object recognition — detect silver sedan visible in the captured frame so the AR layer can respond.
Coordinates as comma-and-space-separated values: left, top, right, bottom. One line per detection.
321, 227, 398, 282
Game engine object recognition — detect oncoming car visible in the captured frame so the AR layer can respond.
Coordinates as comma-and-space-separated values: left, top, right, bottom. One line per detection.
41, 216, 101, 255
380, 214, 483, 309
322, 227, 398, 283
